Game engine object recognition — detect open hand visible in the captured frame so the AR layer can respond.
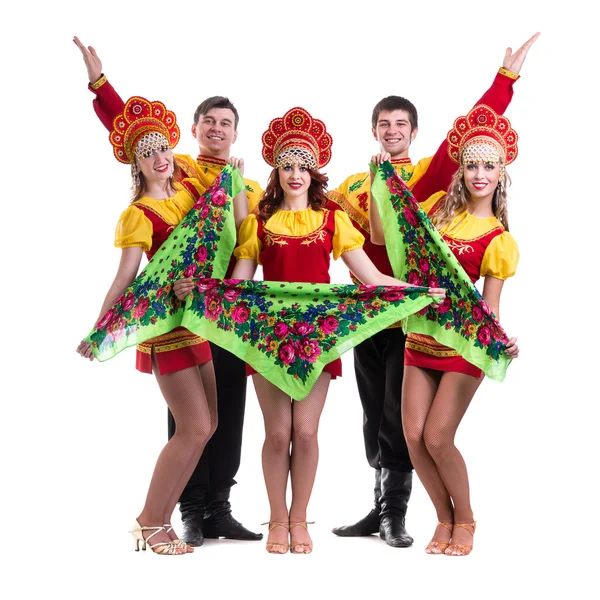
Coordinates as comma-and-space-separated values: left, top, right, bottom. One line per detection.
502, 32, 540, 75
73, 36, 103, 83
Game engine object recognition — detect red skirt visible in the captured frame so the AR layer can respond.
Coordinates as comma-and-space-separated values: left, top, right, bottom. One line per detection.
246, 358, 342, 380
136, 327, 212, 375
404, 333, 482, 379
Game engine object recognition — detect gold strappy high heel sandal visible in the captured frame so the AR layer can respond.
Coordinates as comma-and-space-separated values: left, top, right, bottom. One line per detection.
289, 521, 315, 554
425, 521, 453, 554
163, 523, 194, 553
445, 521, 476, 556
130, 520, 187, 555
261, 521, 290, 554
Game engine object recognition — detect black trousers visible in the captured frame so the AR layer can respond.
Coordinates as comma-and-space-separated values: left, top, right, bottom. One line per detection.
353, 327, 413, 473
168, 343, 247, 500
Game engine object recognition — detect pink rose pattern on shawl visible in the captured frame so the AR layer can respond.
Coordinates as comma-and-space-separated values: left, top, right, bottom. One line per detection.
379, 161, 510, 362
187, 279, 428, 383
86, 169, 235, 350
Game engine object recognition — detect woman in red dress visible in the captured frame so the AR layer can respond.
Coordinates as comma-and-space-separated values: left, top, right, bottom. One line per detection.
76, 97, 247, 555
189, 107, 444, 554
400, 106, 520, 556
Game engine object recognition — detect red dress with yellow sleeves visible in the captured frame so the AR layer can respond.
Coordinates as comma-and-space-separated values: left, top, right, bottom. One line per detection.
114, 179, 212, 375
234, 207, 365, 380
404, 193, 520, 378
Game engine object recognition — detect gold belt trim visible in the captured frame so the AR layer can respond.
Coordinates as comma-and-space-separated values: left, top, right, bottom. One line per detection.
406, 333, 459, 357
137, 330, 207, 354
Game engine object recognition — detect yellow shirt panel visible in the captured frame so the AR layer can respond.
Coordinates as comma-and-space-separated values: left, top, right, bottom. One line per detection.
329, 157, 434, 233
175, 153, 263, 213
420, 191, 447, 216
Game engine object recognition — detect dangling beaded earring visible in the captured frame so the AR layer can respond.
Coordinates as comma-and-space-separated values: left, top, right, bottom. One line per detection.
131, 164, 141, 186
498, 165, 505, 193
457, 165, 464, 192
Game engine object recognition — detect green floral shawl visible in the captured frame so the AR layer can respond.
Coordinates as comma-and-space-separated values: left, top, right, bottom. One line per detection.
371, 161, 512, 381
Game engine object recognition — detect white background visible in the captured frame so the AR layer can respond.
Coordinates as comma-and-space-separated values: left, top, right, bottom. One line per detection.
2, 1, 597, 598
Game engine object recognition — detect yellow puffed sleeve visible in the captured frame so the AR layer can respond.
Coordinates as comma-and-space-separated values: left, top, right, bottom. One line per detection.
234, 214, 262, 263
333, 210, 365, 260
114, 205, 153, 251
480, 232, 520, 280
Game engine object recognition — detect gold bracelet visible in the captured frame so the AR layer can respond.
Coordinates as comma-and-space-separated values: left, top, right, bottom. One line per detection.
498, 67, 520, 80
90, 74, 107, 90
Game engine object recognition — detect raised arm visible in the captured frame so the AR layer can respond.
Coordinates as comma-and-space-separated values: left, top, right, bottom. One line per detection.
477, 32, 540, 112
411, 32, 540, 203
73, 36, 126, 131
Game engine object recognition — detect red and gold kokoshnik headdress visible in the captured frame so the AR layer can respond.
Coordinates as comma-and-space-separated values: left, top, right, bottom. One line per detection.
447, 104, 518, 166
110, 96, 180, 164
262, 107, 333, 170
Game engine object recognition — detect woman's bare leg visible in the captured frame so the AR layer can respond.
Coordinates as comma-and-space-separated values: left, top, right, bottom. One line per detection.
288, 373, 331, 552
402, 365, 454, 547
253, 374, 293, 552
136, 359, 215, 551
423, 371, 482, 548
160, 361, 218, 535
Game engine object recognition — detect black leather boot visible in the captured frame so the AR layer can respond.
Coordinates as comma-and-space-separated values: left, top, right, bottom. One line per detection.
332, 469, 381, 536
379, 469, 413, 547
180, 488, 207, 547
203, 488, 263, 540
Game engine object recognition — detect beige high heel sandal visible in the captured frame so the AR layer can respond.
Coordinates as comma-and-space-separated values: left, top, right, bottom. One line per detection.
261, 521, 290, 554
129, 519, 187, 555
425, 521, 453, 554
445, 521, 476, 556
163, 523, 194, 553
289, 521, 315, 554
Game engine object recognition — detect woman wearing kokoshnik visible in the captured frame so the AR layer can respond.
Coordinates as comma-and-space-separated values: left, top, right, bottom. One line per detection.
371, 105, 521, 556
76, 96, 248, 555
176, 107, 445, 554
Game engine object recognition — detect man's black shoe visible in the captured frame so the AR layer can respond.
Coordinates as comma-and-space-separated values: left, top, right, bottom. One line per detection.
332, 508, 381, 537
379, 514, 413, 547
203, 513, 263, 540
181, 512, 205, 547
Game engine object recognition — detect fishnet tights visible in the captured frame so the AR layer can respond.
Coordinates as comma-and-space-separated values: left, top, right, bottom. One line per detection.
137, 358, 217, 545
252, 373, 330, 524
402, 366, 482, 523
